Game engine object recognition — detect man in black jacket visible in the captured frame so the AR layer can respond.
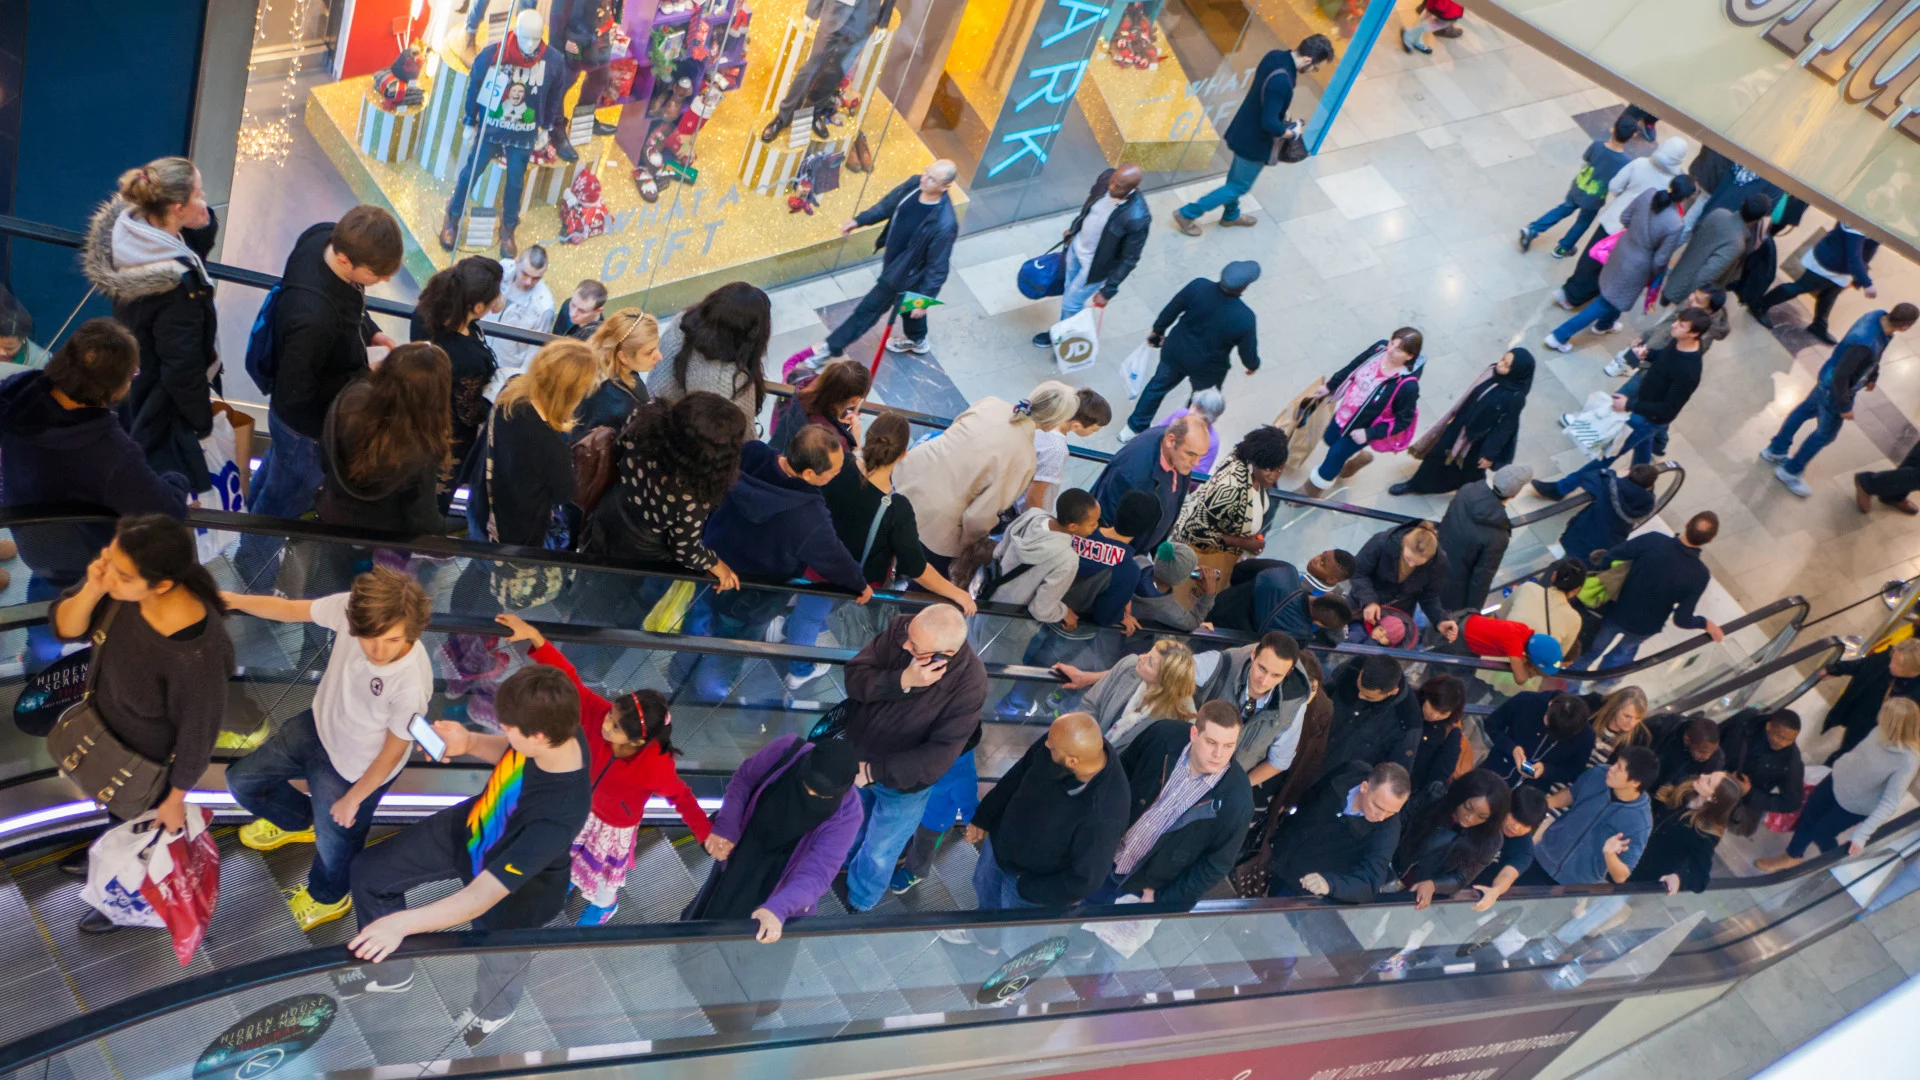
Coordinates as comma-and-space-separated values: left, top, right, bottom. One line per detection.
1568, 511, 1724, 675
1127, 262, 1261, 435
1618, 306, 1708, 466
1315, 656, 1422, 786
0, 320, 188, 671
239, 207, 401, 585
1267, 760, 1410, 901
1030, 165, 1150, 349
945, 712, 1129, 955
1435, 464, 1531, 613
1816, 639, 1920, 762
1172, 37, 1334, 235
823, 161, 959, 361
1094, 704, 1253, 910
1719, 708, 1804, 823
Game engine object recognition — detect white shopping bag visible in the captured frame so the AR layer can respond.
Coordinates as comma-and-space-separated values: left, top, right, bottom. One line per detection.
194, 410, 245, 563
1082, 895, 1158, 958
1121, 342, 1156, 400
79, 812, 193, 928
1048, 307, 1100, 374
1563, 390, 1630, 460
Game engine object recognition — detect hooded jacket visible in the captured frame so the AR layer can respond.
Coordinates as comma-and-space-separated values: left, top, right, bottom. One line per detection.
82, 198, 220, 491
1598, 137, 1689, 235
990, 507, 1081, 624
1661, 206, 1757, 303
842, 614, 987, 792
1115, 719, 1253, 909
1315, 658, 1422, 785
270, 222, 380, 440
701, 440, 866, 592
972, 730, 1131, 906
0, 371, 189, 578
1599, 189, 1687, 311
1197, 643, 1316, 774
706, 735, 862, 922
1436, 480, 1513, 614
1351, 521, 1451, 626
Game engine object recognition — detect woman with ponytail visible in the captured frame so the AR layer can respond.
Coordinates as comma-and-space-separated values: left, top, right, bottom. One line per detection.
50, 515, 235, 932
494, 614, 711, 924
411, 256, 505, 476
81, 157, 221, 491
893, 380, 1080, 574
1545, 176, 1695, 352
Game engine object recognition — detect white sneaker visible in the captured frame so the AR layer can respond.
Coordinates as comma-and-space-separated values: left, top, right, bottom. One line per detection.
935, 928, 976, 946
785, 663, 827, 690
1603, 354, 1632, 377
1559, 413, 1577, 428
1543, 334, 1572, 354
453, 1008, 514, 1048
1774, 465, 1812, 497
1551, 289, 1573, 311
764, 615, 787, 644
1758, 447, 1790, 466
886, 337, 930, 355
1600, 323, 1623, 334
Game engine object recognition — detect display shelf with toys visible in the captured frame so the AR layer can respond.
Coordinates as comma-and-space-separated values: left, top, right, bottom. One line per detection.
738, 8, 890, 199
1075, 5, 1220, 173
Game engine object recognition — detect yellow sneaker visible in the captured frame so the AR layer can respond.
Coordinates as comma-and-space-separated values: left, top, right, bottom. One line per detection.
287, 886, 352, 932
216, 724, 270, 751
239, 819, 314, 851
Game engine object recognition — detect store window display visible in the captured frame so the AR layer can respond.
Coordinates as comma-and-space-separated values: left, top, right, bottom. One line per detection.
440, 9, 569, 258
760, 0, 894, 144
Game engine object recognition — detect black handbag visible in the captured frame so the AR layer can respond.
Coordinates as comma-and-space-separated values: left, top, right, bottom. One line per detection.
46, 603, 174, 819
1259, 71, 1310, 165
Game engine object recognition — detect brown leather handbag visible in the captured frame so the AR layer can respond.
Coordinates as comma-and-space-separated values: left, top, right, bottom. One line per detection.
572, 426, 618, 516
47, 602, 174, 819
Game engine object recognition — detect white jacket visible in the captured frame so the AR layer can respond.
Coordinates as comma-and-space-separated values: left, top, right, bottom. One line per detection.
1597, 137, 1689, 234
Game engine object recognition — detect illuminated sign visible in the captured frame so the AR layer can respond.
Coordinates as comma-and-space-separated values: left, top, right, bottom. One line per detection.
976, 2, 1112, 187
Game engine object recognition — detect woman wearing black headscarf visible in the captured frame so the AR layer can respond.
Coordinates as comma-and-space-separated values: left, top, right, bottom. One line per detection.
1392, 349, 1535, 496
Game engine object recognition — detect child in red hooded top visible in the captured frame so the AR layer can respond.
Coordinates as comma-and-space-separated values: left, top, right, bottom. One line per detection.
495, 614, 711, 923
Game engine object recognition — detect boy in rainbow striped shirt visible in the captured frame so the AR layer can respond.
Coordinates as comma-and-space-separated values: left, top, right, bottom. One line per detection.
334, 664, 590, 1048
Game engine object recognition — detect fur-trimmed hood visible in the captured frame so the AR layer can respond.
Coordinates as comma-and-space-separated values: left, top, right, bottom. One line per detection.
81, 197, 200, 302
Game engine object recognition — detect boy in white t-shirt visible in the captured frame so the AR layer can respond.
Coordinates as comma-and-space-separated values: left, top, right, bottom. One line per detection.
223, 568, 434, 930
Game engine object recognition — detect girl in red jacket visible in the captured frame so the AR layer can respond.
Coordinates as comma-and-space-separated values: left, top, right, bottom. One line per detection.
496, 614, 713, 924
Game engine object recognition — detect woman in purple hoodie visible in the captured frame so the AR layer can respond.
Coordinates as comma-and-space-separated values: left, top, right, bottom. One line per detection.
681, 736, 863, 1031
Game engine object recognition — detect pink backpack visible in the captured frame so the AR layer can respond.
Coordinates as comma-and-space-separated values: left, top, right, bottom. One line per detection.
1369, 375, 1420, 454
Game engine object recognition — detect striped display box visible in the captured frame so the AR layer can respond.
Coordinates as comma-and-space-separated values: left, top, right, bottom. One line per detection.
740, 25, 892, 194
356, 90, 429, 163
417, 56, 474, 179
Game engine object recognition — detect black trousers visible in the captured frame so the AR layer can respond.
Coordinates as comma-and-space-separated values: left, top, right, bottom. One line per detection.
349, 810, 567, 1020
826, 283, 925, 356
1857, 440, 1920, 504
1128, 354, 1226, 434
1759, 269, 1841, 334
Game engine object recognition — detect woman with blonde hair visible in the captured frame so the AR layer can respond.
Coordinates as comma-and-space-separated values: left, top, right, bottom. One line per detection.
894, 379, 1080, 574
81, 156, 220, 491
1350, 519, 1457, 642
1759, 697, 1920, 870
1632, 771, 1741, 893
466, 339, 597, 548
1062, 639, 1198, 750
575, 308, 661, 437
1586, 685, 1651, 767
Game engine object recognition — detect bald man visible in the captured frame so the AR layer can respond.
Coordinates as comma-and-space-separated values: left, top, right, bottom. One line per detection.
940, 712, 1131, 956
840, 606, 988, 911
822, 161, 960, 362
1032, 164, 1153, 349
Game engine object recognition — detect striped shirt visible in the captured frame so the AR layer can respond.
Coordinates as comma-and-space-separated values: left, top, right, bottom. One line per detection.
1113, 747, 1223, 877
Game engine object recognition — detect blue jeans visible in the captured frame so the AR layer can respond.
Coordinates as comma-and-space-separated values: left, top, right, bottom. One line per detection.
781, 593, 837, 678
1059, 245, 1105, 320
234, 412, 326, 591
1178, 154, 1265, 222
447, 137, 532, 230
1571, 617, 1651, 674
1621, 413, 1666, 466
972, 837, 1050, 955
1785, 777, 1866, 858
25, 573, 68, 674
227, 709, 396, 904
1126, 354, 1225, 435
1527, 199, 1599, 253
920, 750, 980, 832
1314, 420, 1368, 486
846, 782, 935, 911
1551, 297, 1622, 342
1766, 389, 1845, 476
464, 0, 537, 38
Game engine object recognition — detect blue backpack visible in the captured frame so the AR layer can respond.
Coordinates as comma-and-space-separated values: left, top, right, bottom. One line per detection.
242, 283, 326, 395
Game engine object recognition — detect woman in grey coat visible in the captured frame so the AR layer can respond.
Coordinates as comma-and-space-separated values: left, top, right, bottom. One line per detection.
1659, 193, 1770, 305
645, 281, 771, 425
1545, 177, 1695, 353
1053, 639, 1198, 750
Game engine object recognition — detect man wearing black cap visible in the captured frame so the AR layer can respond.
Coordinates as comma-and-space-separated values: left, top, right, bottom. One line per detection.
1127, 262, 1261, 436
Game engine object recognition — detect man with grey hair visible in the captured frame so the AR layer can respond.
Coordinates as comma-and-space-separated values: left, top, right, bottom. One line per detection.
1092, 414, 1211, 554
494, 244, 555, 372
821, 160, 960, 362
839, 604, 987, 911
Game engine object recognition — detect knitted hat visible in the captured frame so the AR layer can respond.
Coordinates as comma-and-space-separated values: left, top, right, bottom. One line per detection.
1153, 541, 1198, 587
1491, 464, 1535, 499
1115, 490, 1163, 539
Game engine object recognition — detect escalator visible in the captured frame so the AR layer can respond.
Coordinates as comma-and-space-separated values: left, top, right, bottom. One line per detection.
0, 629, 1907, 1080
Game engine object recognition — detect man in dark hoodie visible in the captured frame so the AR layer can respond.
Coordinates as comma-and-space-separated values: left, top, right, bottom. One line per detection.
943, 712, 1129, 956
673, 424, 871, 699
0, 319, 188, 671
238, 206, 402, 587
1530, 461, 1658, 565
1315, 655, 1422, 786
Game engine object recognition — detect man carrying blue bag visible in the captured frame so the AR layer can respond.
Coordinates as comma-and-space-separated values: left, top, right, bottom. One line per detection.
1020, 165, 1151, 347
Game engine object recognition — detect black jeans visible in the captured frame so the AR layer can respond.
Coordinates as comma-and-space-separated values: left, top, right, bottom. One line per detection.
1128, 354, 1226, 434
348, 810, 566, 1020
1856, 440, 1920, 504
826, 283, 926, 356
1759, 269, 1841, 334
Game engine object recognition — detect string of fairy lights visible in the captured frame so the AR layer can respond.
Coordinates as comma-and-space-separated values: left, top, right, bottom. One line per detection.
236, 0, 319, 164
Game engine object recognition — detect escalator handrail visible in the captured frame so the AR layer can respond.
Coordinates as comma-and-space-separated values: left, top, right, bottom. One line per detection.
1, 212, 1637, 533
0, 621, 1897, 1071
1659, 636, 1846, 717
1487, 462, 1687, 596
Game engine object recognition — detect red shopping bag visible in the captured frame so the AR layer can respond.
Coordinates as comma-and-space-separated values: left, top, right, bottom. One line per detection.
1763, 782, 1817, 834
138, 805, 221, 964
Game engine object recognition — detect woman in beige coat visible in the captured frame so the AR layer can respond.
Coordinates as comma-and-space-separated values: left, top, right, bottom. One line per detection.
894, 381, 1079, 574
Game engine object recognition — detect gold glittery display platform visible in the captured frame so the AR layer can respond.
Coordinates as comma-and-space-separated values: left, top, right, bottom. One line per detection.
1077, 33, 1221, 174
305, 0, 964, 313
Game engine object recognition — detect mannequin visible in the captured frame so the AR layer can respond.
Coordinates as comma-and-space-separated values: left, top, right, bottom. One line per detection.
548, 0, 625, 154
760, 0, 896, 143
441, 9, 567, 258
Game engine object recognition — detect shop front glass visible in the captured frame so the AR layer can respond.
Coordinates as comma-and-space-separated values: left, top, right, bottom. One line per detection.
227, 0, 1361, 316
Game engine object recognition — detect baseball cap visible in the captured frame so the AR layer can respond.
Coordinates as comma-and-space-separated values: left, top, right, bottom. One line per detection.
1526, 633, 1564, 675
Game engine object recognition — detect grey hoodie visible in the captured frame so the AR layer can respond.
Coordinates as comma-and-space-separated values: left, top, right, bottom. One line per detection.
991, 507, 1080, 624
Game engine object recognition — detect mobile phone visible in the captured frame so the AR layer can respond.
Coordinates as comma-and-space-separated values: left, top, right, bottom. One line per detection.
408, 713, 448, 762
